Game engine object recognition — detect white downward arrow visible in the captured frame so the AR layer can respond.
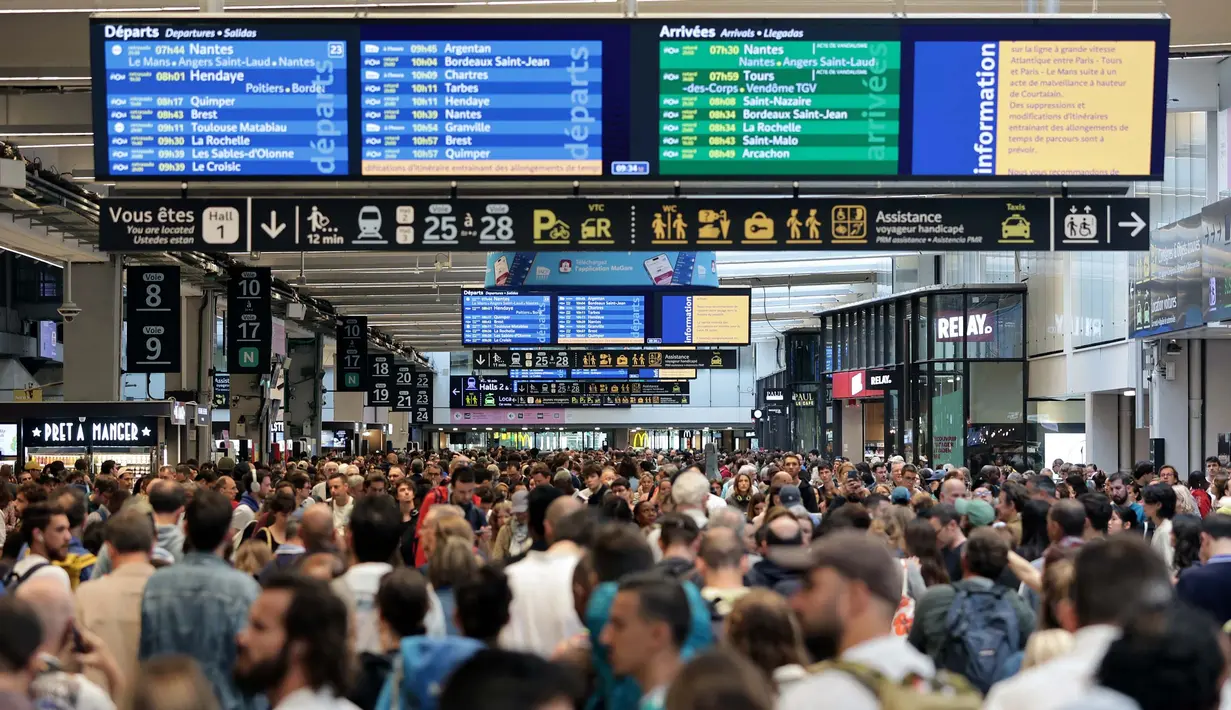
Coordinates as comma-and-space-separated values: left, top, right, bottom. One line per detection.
1118, 211, 1147, 238
261, 211, 286, 239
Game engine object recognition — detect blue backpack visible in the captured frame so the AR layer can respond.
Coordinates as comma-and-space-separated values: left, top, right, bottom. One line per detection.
374, 636, 483, 710
940, 585, 1020, 694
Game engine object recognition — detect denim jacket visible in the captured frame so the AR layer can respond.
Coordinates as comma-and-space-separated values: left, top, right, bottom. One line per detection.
139, 552, 261, 710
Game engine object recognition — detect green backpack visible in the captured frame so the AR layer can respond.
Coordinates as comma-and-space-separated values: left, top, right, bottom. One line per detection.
807, 660, 983, 710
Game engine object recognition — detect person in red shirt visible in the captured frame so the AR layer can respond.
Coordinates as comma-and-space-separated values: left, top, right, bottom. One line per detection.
414, 459, 480, 567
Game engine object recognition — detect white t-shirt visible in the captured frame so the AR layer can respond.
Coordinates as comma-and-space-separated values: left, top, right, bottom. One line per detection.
31, 663, 115, 710
10, 553, 70, 591
777, 635, 935, 710
330, 562, 392, 654
498, 549, 585, 657
330, 497, 354, 531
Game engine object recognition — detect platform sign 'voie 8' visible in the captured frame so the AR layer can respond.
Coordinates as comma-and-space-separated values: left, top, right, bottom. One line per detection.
226, 267, 272, 373
125, 265, 181, 374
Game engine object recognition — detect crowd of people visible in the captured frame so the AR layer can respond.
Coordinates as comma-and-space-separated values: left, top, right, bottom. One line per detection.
0, 449, 1229, 710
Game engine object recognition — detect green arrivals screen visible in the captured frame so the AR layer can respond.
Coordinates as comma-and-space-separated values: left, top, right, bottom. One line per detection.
658, 40, 901, 176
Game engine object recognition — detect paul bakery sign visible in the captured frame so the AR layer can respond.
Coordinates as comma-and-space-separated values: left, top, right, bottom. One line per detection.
935, 311, 995, 343
24, 417, 159, 447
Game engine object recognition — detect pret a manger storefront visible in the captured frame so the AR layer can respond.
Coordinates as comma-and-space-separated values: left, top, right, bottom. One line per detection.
788, 285, 1028, 470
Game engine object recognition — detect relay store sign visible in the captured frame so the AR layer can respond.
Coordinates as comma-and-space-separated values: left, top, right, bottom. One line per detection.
831, 371, 884, 400
24, 417, 159, 447
935, 311, 996, 342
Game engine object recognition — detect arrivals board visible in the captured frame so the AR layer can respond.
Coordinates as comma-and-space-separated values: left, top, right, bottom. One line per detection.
556, 295, 645, 344
94, 22, 348, 178
461, 290, 552, 346
91, 17, 1169, 181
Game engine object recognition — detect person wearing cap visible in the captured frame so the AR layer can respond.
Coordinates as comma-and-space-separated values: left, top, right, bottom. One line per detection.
745, 511, 807, 597
906, 528, 1035, 685
890, 487, 912, 507
775, 530, 938, 710
492, 489, 533, 561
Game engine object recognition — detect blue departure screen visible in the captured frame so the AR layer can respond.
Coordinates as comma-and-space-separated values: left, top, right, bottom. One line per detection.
461, 290, 552, 346
509, 368, 569, 380
97, 23, 348, 177
557, 295, 645, 344
359, 36, 602, 178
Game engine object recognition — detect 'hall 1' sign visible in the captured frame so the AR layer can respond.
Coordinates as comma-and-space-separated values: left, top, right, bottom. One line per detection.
23, 417, 160, 447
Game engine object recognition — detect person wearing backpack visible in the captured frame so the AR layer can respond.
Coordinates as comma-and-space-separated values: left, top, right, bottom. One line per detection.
5, 501, 72, 593
907, 527, 1035, 693
773, 530, 982, 710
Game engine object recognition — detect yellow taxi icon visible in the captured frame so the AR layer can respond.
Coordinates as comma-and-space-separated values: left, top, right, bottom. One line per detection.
1000, 214, 1032, 243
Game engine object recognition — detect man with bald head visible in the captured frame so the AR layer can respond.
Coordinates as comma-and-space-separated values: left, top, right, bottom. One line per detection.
18, 576, 122, 707
939, 477, 968, 506
501, 501, 594, 657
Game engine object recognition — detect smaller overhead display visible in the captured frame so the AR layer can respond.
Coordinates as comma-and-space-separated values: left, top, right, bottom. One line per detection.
657, 293, 751, 345
448, 375, 690, 408
367, 353, 393, 406
556, 295, 645, 344
462, 290, 552, 346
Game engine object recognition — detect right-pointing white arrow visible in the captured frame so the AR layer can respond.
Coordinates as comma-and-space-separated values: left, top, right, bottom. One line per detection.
1118, 211, 1147, 238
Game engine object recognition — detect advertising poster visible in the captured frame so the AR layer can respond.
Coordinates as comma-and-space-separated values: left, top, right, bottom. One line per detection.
931, 387, 965, 469
1131, 213, 1205, 337
1203, 199, 1231, 323
485, 252, 718, 288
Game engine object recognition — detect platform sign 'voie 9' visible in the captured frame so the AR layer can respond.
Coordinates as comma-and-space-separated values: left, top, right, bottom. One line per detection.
90, 16, 1169, 182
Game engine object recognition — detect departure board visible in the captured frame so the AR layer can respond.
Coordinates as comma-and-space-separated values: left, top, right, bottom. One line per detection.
461, 290, 552, 346
658, 38, 900, 176
556, 295, 645, 344
97, 23, 348, 177
360, 37, 603, 177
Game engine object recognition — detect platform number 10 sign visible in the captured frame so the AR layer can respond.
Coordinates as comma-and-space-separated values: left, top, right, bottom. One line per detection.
125, 265, 181, 374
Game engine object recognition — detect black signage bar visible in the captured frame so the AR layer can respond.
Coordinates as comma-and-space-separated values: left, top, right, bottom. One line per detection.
124, 265, 181, 374
765, 388, 785, 403
766, 404, 787, 417
213, 373, 230, 408
100, 197, 1151, 254
336, 316, 367, 392
226, 267, 272, 374
472, 349, 735, 370
391, 361, 415, 413
24, 416, 160, 448
101, 199, 248, 252
448, 375, 693, 408
792, 391, 816, 406
367, 353, 393, 407
520, 380, 688, 397
867, 368, 902, 390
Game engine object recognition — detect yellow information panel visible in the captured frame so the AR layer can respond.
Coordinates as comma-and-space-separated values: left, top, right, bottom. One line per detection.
995, 41, 1156, 176
692, 295, 749, 345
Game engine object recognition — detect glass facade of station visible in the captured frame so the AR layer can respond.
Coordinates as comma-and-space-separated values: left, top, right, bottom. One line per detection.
762, 285, 1030, 471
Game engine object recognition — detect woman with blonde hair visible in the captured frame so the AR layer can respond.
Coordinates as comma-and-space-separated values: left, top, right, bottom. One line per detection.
724, 589, 809, 690
126, 655, 220, 710
429, 515, 479, 635
869, 506, 927, 601
232, 539, 273, 579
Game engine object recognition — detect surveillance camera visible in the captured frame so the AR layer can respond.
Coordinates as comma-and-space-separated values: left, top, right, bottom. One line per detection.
1165, 339, 1183, 355
57, 301, 82, 323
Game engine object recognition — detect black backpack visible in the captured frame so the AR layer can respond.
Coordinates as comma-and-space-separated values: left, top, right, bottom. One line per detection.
2, 562, 50, 595
939, 585, 1020, 693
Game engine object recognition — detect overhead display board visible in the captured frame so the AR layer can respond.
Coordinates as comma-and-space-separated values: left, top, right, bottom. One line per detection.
367, 353, 393, 406
657, 292, 750, 345
449, 375, 688, 407
101, 196, 1151, 253
93, 22, 348, 178
91, 16, 1168, 182
124, 265, 181, 374
556, 295, 645, 344
474, 347, 736, 370
462, 290, 552, 346
226, 266, 271, 373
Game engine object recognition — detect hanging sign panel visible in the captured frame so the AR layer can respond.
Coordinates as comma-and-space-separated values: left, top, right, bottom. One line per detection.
368, 353, 393, 407
90, 17, 1168, 181
101, 196, 1151, 253
124, 265, 181, 374
226, 266, 272, 373
335, 316, 368, 391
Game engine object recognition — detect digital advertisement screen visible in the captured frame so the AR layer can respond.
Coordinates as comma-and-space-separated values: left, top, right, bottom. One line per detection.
91, 17, 1168, 181
94, 22, 348, 177
556, 295, 646, 344
461, 290, 552, 346
658, 293, 751, 345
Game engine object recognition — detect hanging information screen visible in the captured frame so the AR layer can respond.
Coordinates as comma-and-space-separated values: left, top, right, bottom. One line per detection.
90, 17, 1168, 182
124, 265, 181, 374
226, 266, 272, 373
462, 290, 553, 346
368, 353, 393, 406
657, 292, 751, 345
92, 21, 348, 178
556, 295, 645, 344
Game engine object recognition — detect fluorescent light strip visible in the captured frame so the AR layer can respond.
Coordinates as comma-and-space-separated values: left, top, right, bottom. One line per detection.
0, 76, 90, 81
0, 0, 628, 12
0, 132, 92, 137
15, 142, 93, 149
0, 247, 63, 269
